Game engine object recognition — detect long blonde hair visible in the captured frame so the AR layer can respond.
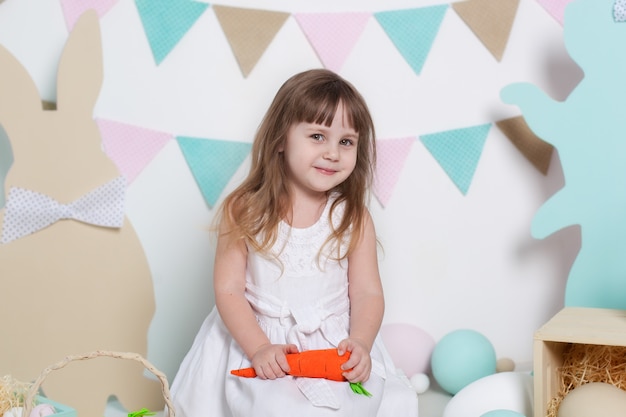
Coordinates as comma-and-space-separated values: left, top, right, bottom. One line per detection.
218, 69, 376, 259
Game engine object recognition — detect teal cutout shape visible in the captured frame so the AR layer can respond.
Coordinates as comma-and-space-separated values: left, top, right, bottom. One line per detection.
501, 0, 626, 309
0, 124, 13, 209
420, 123, 491, 195
135, 0, 209, 65
375, 5, 448, 75
177, 136, 251, 208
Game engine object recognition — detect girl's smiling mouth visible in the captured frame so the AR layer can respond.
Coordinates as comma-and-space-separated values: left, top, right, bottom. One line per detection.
315, 166, 338, 175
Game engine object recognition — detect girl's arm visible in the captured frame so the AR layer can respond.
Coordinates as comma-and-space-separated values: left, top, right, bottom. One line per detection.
214, 219, 298, 379
339, 209, 385, 383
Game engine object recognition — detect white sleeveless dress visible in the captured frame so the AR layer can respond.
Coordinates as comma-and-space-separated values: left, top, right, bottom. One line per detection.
169, 199, 418, 416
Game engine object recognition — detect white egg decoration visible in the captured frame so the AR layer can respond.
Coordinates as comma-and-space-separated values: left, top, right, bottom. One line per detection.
557, 382, 626, 417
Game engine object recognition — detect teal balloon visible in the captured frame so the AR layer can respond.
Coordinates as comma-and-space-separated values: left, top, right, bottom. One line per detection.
431, 329, 496, 395
481, 410, 526, 417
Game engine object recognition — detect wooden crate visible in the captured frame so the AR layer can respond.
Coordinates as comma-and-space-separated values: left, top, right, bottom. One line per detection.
533, 307, 626, 417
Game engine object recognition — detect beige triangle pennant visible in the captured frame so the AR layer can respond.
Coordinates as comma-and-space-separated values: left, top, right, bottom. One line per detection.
213, 5, 290, 77
496, 116, 554, 175
452, 0, 520, 61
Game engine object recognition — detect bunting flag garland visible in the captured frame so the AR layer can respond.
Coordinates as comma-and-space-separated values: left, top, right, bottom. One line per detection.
59, 0, 119, 31
126, 1, 532, 75
496, 116, 554, 175
134, 0, 209, 65
213, 6, 290, 77
97, 119, 173, 184
176, 136, 252, 208
420, 123, 492, 195
294, 12, 371, 73
375, 5, 449, 75
452, 0, 520, 62
124, 0, 550, 76
373, 137, 416, 207
535, 0, 575, 25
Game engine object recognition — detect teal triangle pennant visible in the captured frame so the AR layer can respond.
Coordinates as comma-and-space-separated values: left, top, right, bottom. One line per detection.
420, 123, 491, 195
375, 5, 448, 75
135, 0, 209, 65
0, 125, 13, 209
177, 136, 251, 208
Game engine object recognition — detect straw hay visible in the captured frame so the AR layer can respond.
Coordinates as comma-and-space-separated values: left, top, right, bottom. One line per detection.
547, 343, 626, 417
0, 375, 33, 415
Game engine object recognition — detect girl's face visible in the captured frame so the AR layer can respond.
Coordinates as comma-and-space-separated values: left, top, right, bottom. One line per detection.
280, 102, 358, 198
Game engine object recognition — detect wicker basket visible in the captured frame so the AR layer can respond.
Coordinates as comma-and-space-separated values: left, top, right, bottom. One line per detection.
23, 350, 175, 417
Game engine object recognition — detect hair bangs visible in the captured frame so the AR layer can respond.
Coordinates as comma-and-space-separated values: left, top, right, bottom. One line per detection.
294, 82, 352, 126
296, 88, 340, 127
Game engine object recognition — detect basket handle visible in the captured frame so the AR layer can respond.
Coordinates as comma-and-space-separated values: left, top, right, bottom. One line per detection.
24, 350, 175, 417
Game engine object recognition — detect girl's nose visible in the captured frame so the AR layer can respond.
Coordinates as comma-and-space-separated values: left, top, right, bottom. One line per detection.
323, 143, 339, 161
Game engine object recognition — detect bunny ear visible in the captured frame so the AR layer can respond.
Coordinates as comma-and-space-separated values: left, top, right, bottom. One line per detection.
0, 45, 42, 124
56, 9, 103, 114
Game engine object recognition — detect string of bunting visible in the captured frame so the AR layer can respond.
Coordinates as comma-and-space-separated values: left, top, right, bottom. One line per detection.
52, 0, 571, 71
96, 115, 552, 209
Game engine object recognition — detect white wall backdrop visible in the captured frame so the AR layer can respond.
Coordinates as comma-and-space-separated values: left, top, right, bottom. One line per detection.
0, 0, 583, 381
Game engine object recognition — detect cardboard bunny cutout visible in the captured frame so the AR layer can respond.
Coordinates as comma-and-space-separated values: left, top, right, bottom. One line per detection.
502, 0, 626, 310
0, 10, 162, 416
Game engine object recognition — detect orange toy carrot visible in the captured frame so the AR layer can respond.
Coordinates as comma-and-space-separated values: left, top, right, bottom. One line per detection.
230, 348, 372, 396
231, 348, 348, 381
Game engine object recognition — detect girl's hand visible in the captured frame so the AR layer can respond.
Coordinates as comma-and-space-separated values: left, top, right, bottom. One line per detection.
250, 343, 299, 380
337, 338, 372, 383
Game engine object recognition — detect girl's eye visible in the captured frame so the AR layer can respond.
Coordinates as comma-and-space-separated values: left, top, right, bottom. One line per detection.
340, 138, 354, 146
311, 134, 324, 141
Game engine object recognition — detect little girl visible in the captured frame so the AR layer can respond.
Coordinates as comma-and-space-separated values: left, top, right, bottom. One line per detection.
170, 69, 418, 416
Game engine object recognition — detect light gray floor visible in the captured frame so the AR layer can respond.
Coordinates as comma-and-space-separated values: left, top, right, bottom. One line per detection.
104, 386, 453, 417
418, 386, 453, 417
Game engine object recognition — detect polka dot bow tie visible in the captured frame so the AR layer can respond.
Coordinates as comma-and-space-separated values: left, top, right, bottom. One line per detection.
1, 176, 126, 244
615, 0, 626, 21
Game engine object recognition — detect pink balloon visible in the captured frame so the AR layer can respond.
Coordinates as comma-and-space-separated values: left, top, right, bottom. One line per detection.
380, 323, 436, 377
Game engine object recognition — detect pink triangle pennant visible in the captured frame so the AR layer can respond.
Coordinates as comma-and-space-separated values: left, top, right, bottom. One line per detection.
535, 0, 574, 25
373, 137, 415, 207
59, 0, 119, 31
294, 12, 371, 72
96, 118, 173, 184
